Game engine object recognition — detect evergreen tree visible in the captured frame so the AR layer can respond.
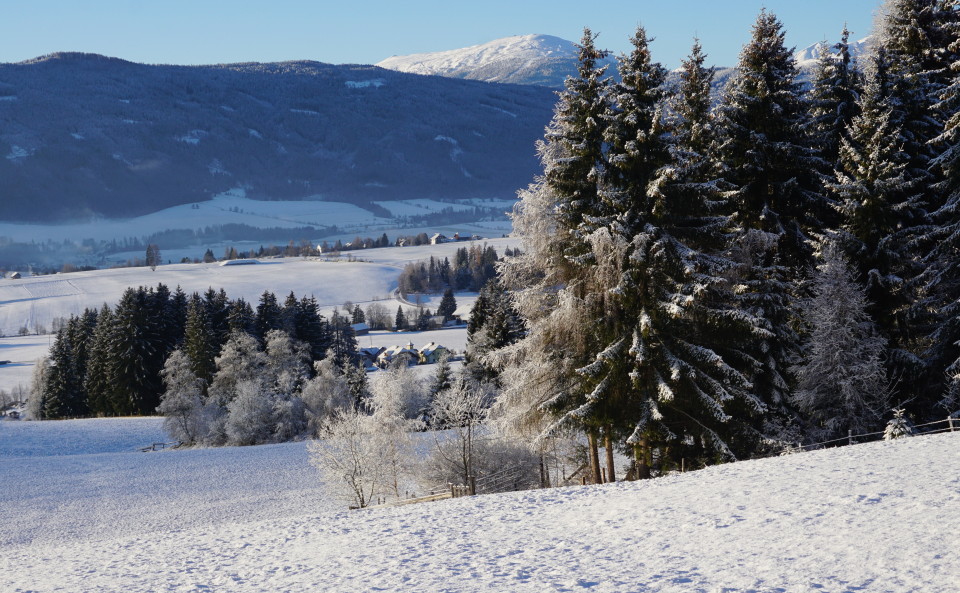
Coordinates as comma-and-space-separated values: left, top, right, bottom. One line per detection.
226, 297, 256, 337
832, 49, 918, 348
254, 290, 283, 342
712, 10, 817, 424
544, 27, 613, 268
394, 306, 407, 331
805, 27, 862, 175
437, 288, 457, 322
84, 304, 115, 416
42, 324, 84, 419
792, 243, 890, 441
183, 296, 217, 387
109, 287, 162, 415
329, 310, 358, 368
714, 9, 826, 265
351, 304, 366, 325
918, 8, 960, 414
290, 295, 332, 361
145, 244, 161, 271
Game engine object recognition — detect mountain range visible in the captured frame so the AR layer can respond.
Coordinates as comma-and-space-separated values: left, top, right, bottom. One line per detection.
0, 53, 554, 222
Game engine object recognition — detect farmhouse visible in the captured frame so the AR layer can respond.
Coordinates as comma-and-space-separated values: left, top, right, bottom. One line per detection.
419, 342, 450, 364
377, 342, 419, 368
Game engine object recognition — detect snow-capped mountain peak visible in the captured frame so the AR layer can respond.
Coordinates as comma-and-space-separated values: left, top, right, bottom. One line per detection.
377, 34, 616, 88
793, 35, 873, 69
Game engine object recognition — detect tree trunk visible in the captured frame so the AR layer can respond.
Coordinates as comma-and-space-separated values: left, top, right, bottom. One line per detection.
604, 424, 616, 483
588, 431, 602, 484
634, 436, 651, 480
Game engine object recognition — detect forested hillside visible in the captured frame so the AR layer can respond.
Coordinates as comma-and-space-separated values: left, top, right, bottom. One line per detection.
0, 54, 554, 221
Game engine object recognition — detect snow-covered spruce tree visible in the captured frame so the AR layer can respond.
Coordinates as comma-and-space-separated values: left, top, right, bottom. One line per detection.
465, 278, 524, 385
545, 27, 612, 270
428, 351, 453, 399
876, 0, 958, 211
41, 323, 81, 419
327, 309, 358, 368
254, 290, 283, 343
884, 407, 915, 439
157, 349, 208, 445
831, 48, 921, 406
805, 27, 862, 178
108, 287, 163, 415
913, 1, 960, 415
437, 288, 457, 322
263, 329, 309, 440
713, 9, 828, 267
289, 295, 332, 362
712, 10, 819, 431
182, 295, 217, 388
83, 303, 115, 416
792, 242, 890, 442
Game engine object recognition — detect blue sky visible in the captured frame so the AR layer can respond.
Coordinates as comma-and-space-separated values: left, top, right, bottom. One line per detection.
2, 0, 883, 69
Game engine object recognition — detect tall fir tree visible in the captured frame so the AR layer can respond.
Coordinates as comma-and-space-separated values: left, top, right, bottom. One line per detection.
805, 27, 862, 181
712, 10, 816, 426
84, 304, 115, 416
714, 9, 826, 266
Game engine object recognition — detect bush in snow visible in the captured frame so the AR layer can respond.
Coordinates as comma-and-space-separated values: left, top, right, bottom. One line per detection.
308, 406, 415, 508
224, 380, 276, 446
157, 349, 209, 445
300, 354, 353, 435
367, 360, 428, 420
24, 358, 49, 420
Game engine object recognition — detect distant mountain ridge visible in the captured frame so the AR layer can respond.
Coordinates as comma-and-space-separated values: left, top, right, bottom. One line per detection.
378, 34, 619, 88
379, 34, 876, 89
0, 53, 555, 222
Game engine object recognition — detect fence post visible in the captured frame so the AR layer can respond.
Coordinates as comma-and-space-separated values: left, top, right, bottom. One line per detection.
848, 429, 854, 445
469, 475, 476, 496
950, 416, 955, 433
449, 483, 455, 497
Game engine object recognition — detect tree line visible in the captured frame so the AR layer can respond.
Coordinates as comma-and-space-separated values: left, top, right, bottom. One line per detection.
397, 244, 504, 295
27, 284, 359, 422
491, 2, 960, 480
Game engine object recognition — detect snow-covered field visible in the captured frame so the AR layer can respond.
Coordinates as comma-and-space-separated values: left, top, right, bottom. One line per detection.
0, 239, 515, 392
1, 416, 957, 592
0, 188, 516, 267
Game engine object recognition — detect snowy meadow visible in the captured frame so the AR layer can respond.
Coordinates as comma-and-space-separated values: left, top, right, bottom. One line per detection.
1, 417, 958, 592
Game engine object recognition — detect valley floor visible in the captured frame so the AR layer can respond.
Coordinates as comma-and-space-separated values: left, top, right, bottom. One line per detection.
1, 417, 957, 592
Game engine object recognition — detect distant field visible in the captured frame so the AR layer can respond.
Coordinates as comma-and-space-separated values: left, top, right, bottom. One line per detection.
0, 238, 516, 392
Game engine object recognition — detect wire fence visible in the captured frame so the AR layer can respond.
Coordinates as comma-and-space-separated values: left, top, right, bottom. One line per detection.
792, 416, 958, 452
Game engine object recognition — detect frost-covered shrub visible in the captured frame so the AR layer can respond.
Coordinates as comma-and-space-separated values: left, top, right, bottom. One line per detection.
883, 408, 914, 441
308, 406, 415, 508
224, 380, 276, 446
301, 357, 353, 435
368, 361, 428, 420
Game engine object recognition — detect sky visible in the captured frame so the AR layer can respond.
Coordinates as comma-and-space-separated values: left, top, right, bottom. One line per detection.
1, 1, 884, 69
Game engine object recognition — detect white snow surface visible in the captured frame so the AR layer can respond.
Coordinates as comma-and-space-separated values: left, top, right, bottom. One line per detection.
1, 418, 957, 592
